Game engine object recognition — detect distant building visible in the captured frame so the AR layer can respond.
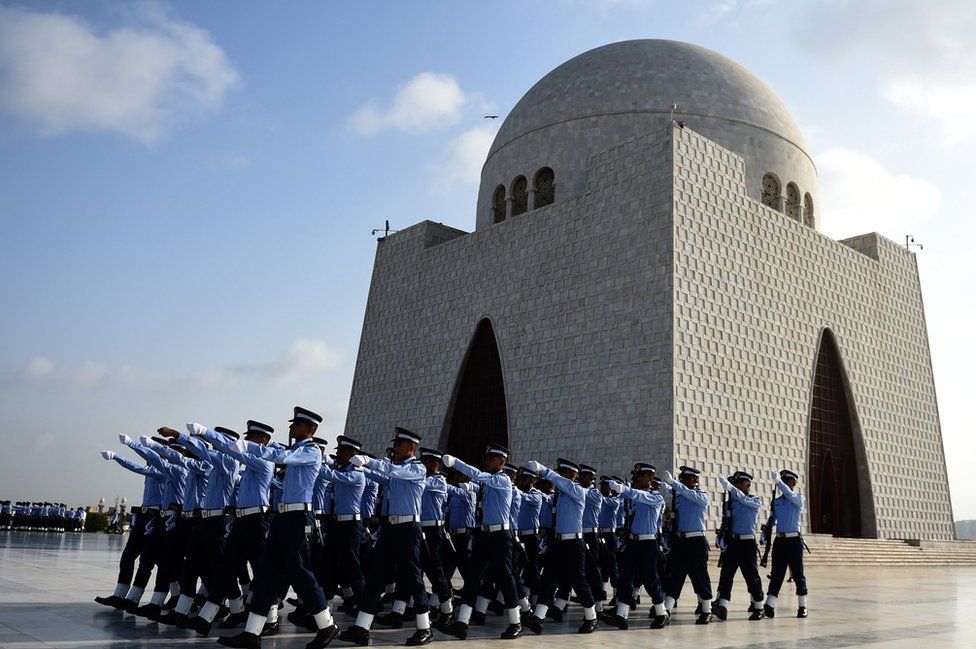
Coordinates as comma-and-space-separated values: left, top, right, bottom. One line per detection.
344, 40, 954, 540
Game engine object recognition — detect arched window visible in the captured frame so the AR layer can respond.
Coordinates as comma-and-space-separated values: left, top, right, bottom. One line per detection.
804, 193, 815, 227
786, 182, 801, 220
761, 173, 781, 211
533, 167, 555, 209
492, 185, 506, 224
511, 176, 528, 216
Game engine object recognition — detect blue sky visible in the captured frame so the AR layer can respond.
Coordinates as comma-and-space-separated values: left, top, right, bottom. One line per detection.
1, 0, 974, 520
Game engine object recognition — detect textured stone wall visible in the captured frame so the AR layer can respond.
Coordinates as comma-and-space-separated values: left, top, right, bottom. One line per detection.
671, 125, 953, 540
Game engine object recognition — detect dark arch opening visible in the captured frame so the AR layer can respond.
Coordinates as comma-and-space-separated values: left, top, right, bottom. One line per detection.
492, 185, 506, 224
761, 172, 781, 211
441, 319, 509, 465
533, 167, 555, 208
808, 329, 872, 537
511, 176, 528, 217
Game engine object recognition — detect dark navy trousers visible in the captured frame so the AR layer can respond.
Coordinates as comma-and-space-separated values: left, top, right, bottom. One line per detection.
249, 510, 328, 617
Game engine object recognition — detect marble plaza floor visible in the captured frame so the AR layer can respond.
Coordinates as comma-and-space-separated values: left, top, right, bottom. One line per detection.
1, 532, 974, 648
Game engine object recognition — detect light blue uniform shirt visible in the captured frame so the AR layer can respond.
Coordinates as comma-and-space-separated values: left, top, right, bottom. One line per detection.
447, 484, 477, 529
364, 456, 426, 517
772, 480, 804, 534
321, 463, 367, 516
313, 471, 331, 512
508, 485, 521, 528
243, 437, 322, 505
669, 480, 709, 533
421, 474, 448, 522
539, 466, 586, 535
517, 488, 544, 532
154, 443, 211, 511
617, 485, 665, 535
452, 459, 512, 528
598, 495, 620, 530
538, 492, 554, 529
113, 455, 166, 508
180, 432, 239, 511
728, 486, 762, 535
204, 430, 274, 509
132, 442, 187, 508
582, 486, 602, 530
365, 472, 392, 516
360, 478, 379, 518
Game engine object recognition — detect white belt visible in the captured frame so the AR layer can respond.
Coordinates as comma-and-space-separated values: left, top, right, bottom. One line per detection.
201, 508, 226, 518
583, 527, 599, 534
388, 515, 420, 525
451, 527, 472, 535
181, 510, 200, 518
235, 506, 267, 517
144, 505, 161, 511
160, 510, 176, 518
518, 529, 538, 537
421, 520, 443, 527
599, 527, 615, 533
778, 531, 800, 538
732, 533, 757, 540
335, 514, 361, 521
557, 532, 582, 540
631, 533, 657, 541
279, 503, 312, 513
677, 531, 705, 538
482, 523, 510, 532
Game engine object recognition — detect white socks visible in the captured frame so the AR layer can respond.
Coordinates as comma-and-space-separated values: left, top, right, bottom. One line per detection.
766, 595, 778, 608
313, 609, 334, 629
653, 603, 666, 616
664, 596, 675, 612
169, 581, 180, 597
268, 604, 279, 624
385, 583, 395, 594
475, 596, 490, 614
197, 584, 208, 597
752, 598, 764, 609
457, 604, 473, 624
113, 583, 128, 598
199, 601, 220, 623
798, 596, 806, 607
533, 604, 548, 619
717, 598, 730, 607
244, 612, 266, 635
595, 601, 603, 612
583, 606, 596, 621
553, 597, 568, 611
175, 594, 194, 615
125, 586, 143, 603
519, 597, 531, 613
700, 599, 711, 614
150, 590, 166, 606
228, 597, 244, 614
615, 603, 630, 619
506, 607, 520, 624
440, 599, 453, 614
416, 612, 430, 630
392, 600, 407, 615
355, 611, 375, 630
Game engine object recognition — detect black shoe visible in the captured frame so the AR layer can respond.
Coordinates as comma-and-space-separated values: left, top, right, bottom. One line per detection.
749, 608, 764, 621
173, 612, 190, 628
220, 611, 249, 629
545, 607, 563, 623
135, 603, 162, 621
487, 600, 505, 615
373, 611, 404, 628
797, 607, 808, 618
338, 599, 358, 616
380, 592, 396, 604
524, 615, 543, 635
261, 620, 280, 636
214, 605, 231, 622
288, 610, 318, 631
194, 595, 207, 609
163, 595, 180, 610
713, 604, 727, 621
432, 612, 453, 631
695, 612, 713, 625
337, 625, 370, 646
578, 618, 598, 634
95, 595, 125, 608
405, 628, 433, 646
217, 631, 261, 648
601, 613, 627, 630
307, 624, 340, 648
500, 623, 522, 639
469, 610, 486, 626
763, 604, 775, 618
402, 607, 417, 622
157, 610, 180, 626
650, 612, 670, 629
446, 620, 468, 640
189, 615, 212, 637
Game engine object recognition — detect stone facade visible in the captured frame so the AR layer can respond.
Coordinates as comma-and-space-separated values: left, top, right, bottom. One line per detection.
344, 122, 954, 541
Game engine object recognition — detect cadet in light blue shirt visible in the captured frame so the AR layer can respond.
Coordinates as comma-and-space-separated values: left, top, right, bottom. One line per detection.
661, 465, 714, 622
596, 476, 622, 600
515, 467, 544, 609
444, 474, 478, 591
763, 469, 808, 619
714, 471, 765, 621
416, 448, 453, 622
607, 464, 668, 627
577, 464, 607, 606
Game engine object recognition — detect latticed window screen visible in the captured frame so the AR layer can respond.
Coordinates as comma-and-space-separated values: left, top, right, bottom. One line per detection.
534, 167, 555, 208
761, 173, 781, 211
511, 176, 528, 216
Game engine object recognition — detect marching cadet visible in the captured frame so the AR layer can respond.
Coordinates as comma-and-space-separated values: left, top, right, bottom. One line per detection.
523, 458, 599, 635
414, 448, 454, 627
603, 464, 669, 630
95, 448, 165, 609
156, 426, 242, 626
714, 471, 765, 621
763, 469, 808, 619
514, 467, 543, 610
338, 426, 432, 646
578, 465, 607, 611
596, 476, 621, 602
440, 445, 522, 640
661, 465, 713, 624
354, 451, 381, 606
443, 470, 478, 594
189, 421, 276, 637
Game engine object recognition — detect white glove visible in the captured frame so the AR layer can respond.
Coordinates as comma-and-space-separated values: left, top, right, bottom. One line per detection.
463, 482, 475, 492
324, 456, 334, 467
101, 450, 115, 461
441, 454, 456, 468
119, 434, 132, 446
186, 423, 208, 437
718, 476, 731, 491
609, 480, 625, 493
663, 470, 674, 485
770, 470, 779, 482
527, 460, 543, 474
139, 435, 153, 447
233, 438, 247, 454
349, 455, 367, 468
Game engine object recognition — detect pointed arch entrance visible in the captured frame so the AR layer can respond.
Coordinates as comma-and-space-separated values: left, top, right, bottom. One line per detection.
442, 319, 509, 465
807, 329, 874, 537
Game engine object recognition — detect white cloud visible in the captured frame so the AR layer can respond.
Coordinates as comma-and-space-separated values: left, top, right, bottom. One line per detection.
234, 339, 343, 386
0, 4, 239, 142
347, 72, 469, 136
815, 148, 941, 240
433, 124, 498, 190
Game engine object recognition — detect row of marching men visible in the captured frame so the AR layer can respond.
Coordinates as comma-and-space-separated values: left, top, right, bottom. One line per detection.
94, 409, 808, 649
0, 501, 86, 532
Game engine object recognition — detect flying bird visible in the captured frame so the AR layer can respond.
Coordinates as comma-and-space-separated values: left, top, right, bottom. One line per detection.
484, 115, 498, 119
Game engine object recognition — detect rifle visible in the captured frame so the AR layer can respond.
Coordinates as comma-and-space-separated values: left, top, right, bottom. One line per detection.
716, 488, 731, 567
759, 486, 775, 568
